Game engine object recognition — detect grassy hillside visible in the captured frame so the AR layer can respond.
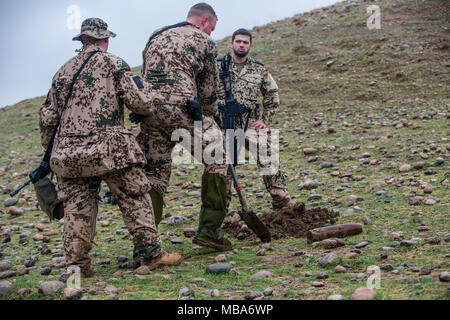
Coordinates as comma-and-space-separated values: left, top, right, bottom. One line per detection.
0, 0, 449, 300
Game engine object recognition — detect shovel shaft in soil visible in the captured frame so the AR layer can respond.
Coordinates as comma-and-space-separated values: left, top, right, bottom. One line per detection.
307, 223, 363, 244
227, 154, 271, 243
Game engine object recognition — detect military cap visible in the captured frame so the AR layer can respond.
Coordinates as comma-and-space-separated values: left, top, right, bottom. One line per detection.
72, 18, 116, 41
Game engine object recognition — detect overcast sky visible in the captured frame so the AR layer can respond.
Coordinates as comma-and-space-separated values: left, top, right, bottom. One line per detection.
0, 0, 340, 108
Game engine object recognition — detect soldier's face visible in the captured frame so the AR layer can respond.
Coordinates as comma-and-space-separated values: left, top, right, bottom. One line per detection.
231, 35, 252, 58
201, 16, 217, 36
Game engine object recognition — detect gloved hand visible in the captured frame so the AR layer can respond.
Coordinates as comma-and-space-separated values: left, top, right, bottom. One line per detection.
129, 113, 146, 124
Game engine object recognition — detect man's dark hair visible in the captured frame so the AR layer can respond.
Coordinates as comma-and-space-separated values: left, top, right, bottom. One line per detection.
232, 28, 253, 44
187, 3, 218, 21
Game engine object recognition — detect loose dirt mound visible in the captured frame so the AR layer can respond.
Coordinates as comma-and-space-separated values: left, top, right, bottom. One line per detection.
223, 207, 339, 241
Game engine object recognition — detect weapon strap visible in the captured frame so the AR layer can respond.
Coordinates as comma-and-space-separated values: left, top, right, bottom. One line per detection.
144, 22, 192, 49
44, 50, 101, 161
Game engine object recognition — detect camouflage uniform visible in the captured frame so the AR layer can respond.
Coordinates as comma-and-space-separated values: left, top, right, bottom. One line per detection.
138, 22, 231, 250
39, 18, 168, 274
218, 57, 291, 210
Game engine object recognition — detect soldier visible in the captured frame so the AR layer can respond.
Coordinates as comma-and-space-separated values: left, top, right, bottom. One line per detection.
218, 28, 294, 212
39, 18, 181, 277
133, 3, 232, 251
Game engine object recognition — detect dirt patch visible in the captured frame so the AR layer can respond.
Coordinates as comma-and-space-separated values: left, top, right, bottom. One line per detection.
224, 206, 339, 241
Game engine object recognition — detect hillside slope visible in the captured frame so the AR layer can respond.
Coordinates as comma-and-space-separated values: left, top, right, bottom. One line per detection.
0, 0, 449, 300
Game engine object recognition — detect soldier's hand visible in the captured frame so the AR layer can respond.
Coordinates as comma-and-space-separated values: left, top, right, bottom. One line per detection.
129, 113, 146, 124
251, 120, 268, 132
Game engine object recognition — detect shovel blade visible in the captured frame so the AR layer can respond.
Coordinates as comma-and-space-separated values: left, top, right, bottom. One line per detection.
239, 210, 271, 243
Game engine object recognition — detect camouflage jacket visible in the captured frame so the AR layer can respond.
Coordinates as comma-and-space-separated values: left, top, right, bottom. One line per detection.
39, 44, 166, 178
142, 22, 218, 117
217, 57, 280, 126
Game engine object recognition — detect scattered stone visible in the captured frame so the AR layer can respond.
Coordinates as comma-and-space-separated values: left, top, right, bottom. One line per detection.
0, 270, 16, 279
211, 289, 220, 298
0, 261, 12, 272
250, 270, 273, 280
170, 238, 184, 245
345, 252, 359, 259
135, 266, 150, 275
303, 148, 317, 155
39, 281, 65, 296
0, 281, 13, 294
355, 241, 369, 249
350, 287, 376, 300
257, 248, 266, 256
419, 268, 431, 276
317, 253, 338, 267
8, 207, 23, 216
4, 198, 18, 207
264, 287, 274, 296
104, 285, 118, 295
311, 281, 324, 287
321, 162, 333, 168
117, 256, 128, 263
40, 266, 52, 276
62, 288, 82, 300
317, 272, 329, 279
327, 294, 343, 300
17, 288, 31, 298
167, 216, 187, 226
439, 272, 450, 282
206, 263, 232, 274
335, 265, 347, 273
179, 287, 195, 298
418, 226, 430, 232
245, 291, 263, 300
344, 195, 358, 207
183, 228, 196, 238
399, 164, 412, 172
363, 216, 372, 225
400, 240, 417, 247
214, 254, 227, 263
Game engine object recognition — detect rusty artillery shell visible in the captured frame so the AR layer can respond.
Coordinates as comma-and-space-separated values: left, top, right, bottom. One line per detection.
307, 223, 363, 244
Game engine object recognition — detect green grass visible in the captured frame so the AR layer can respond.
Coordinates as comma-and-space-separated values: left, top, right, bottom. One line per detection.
0, 0, 449, 300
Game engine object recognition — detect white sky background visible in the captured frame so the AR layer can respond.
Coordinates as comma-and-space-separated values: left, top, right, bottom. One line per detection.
0, 0, 340, 108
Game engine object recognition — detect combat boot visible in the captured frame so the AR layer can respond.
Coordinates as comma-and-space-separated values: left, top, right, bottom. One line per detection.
145, 251, 182, 270
193, 207, 232, 252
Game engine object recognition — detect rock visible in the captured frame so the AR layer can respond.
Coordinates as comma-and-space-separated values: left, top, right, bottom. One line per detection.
350, 287, 376, 300
170, 238, 184, 244
167, 216, 187, 226
245, 291, 263, 300
0, 270, 16, 279
344, 195, 358, 207
317, 272, 329, 279
399, 164, 412, 172
400, 240, 417, 247
345, 252, 359, 259
418, 226, 430, 232
321, 162, 333, 168
4, 198, 18, 207
419, 268, 431, 276
342, 209, 355, 216
211, 289, 220, 298
327, 294, 343, 300
104, 285, 118, 295
363, 216, 372, 225
135, 266, 150, 275
435, 157, 445, 166
250, 270, 273, 280
214, 254, 227, 263
256, 248, 266, 256
263, 287, 274, 296
8, 206, 23, 216
335, 265, 347, 273
40, 266, 52, 276
303, 148, 317, 155
0, 281, 13, 294
105, 294, 119, 300
439, 272, 450, 282
308, 194, 322, 201
299, 179, 319, 190
62, 288, 82, 300
33, 233, 44, 241
179, 287, 195, 298
39, 281, 65, 296
423, 185, 432, 194
317, 253, 338, 267
0, 261, 12, 272
117, 256, 128, 263
206, 263, 233, 274
311, 281, 324, 287
183, 228, 196, 238
17, 288, 31, 298
355, 241, 369, 249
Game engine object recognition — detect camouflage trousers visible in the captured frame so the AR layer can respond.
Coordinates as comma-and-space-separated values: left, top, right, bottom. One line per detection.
137, 104, 228, 196
224, 123, 291, 210
57, 166, 162, 274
